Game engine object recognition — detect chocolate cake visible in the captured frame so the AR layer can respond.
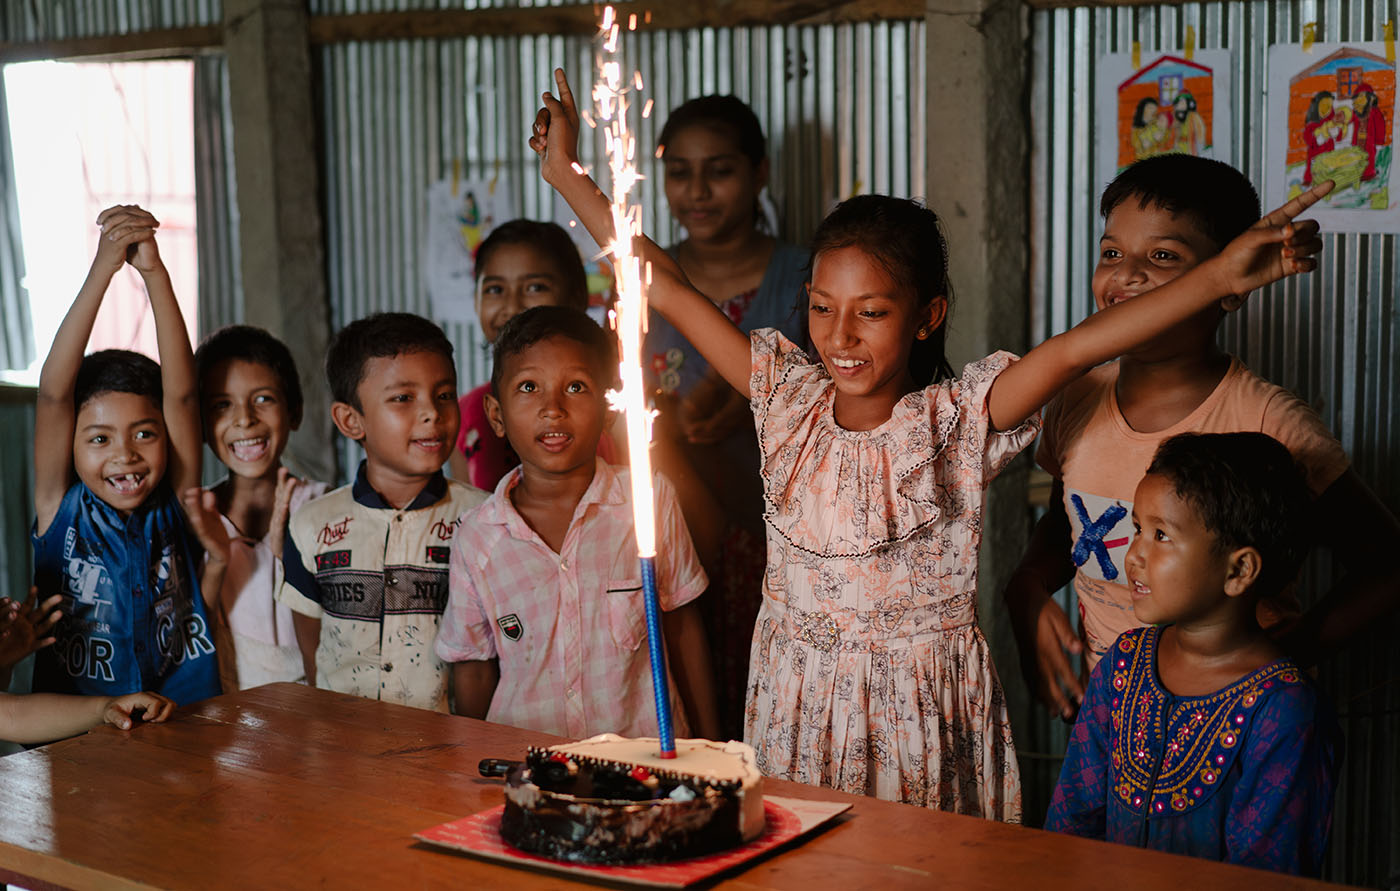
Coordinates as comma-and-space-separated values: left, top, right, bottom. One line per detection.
492, 733, 764, 864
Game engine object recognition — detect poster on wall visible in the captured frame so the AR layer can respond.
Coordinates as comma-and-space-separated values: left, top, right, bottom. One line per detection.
425, 176, 515, 324
1096, 50, 1234, 180
1266, 42, 1398, 232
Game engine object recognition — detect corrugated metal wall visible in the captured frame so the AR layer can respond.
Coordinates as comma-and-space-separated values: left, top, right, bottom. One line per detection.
1031, 3, 1399, 885
310, 1, 925, 420
0, 0, 219, 38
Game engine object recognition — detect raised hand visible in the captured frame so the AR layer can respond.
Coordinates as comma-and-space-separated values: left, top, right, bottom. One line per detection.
1217, 180, 1333, 310
529, 68, 584, 185
0, 587, 63, 671
103, 691, 175, 730
265, 466, 301, 556
182, 487, 231, 566
92, 205, 160, 278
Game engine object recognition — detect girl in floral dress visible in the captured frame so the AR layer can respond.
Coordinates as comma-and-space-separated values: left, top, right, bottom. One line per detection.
531, 68, 1331, 819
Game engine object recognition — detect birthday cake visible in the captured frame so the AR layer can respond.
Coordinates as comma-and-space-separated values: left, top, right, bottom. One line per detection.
497, 733, 764, 864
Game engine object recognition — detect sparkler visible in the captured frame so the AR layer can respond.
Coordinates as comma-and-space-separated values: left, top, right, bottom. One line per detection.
592, 5, 675, 758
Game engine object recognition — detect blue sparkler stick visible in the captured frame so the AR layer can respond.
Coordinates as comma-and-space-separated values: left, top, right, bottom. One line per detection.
639, 555, 675, 757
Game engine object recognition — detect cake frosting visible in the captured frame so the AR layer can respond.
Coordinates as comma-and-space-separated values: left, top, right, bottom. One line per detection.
496, 733, 764, 863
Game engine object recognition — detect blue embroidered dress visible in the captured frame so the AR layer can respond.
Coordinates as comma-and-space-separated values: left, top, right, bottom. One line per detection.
1046, 626, 1339, 875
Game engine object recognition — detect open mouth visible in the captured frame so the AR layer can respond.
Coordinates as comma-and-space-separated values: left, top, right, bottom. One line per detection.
1130, 579, 1151, 598
412, 437, 444, 453
829, 356, 868, 375
228, 437, 270, 463
106, 472, 147, 495
538, 431, 574, 453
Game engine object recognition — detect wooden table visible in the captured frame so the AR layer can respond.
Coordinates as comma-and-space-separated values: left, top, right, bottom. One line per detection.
0, 683, 1332, 889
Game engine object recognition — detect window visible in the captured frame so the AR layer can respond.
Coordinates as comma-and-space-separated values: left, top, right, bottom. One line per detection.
2, 59, 197, 383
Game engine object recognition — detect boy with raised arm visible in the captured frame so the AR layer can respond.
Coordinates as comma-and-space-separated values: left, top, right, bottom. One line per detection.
32, 205, 223, 705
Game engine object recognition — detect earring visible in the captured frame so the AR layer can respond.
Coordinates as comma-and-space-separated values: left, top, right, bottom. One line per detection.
916, 327, 930, 340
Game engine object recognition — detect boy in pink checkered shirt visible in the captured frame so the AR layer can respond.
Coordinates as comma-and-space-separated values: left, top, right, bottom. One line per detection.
435, 306, 720, 739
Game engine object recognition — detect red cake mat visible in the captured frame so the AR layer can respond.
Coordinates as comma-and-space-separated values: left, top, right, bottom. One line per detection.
415, 795, 853, 887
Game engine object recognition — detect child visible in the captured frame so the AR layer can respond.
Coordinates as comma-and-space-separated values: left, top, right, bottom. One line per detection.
196, 325, 329, 690
277, 312, 487, 712
448, 219, 604, 491
436, 305, 719, 739
1046, 432, 1339, 875
532, 68, 1330, 817
651, 95, 809, 739
31, 206, 222, 706
1003, 155, 1400, 721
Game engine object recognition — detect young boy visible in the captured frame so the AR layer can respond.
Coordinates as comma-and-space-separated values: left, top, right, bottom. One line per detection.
1004, 155, 1400, 720
31, 206, 222, 706
1047, 432, 1339, 876
277, 312, 486, 712
196, 325, 329, 690
436, 306, 720, 740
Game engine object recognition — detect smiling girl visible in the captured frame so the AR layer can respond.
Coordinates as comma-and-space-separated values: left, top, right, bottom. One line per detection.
196, 326, 328, 689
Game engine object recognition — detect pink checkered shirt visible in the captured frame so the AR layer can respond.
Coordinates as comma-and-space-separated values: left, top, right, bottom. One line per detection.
436, 459, 707, 738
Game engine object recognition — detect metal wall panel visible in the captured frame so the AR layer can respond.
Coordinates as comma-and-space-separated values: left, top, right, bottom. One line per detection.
1031, 3, 1399, 885
0, 0, 220, 41
311, 7, 926, 478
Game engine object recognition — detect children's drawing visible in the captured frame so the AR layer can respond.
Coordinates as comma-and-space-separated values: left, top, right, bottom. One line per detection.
1097, 50, 1233, 178
1267, 41, 1399, 232
425, 176, 515, 324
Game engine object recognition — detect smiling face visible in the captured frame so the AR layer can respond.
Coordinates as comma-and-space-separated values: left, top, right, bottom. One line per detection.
73, 391, 168, 513
1093, 200, 1220, 312
476, 242, 572, 344
338, 350, 460, 485
486, 335, 609, 480
806, 245, 943, 431
202, 358, 296, 482
662, 124, 767, 245
1125, 473, 1234, 626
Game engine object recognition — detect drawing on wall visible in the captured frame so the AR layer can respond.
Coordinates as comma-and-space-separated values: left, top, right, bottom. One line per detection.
425, 176, 515, 324
1097, 50, 1233, 178
1267, 42, 1396, 231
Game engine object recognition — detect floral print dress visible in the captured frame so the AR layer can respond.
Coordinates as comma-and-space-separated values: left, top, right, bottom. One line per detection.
742, 330, 1038, 820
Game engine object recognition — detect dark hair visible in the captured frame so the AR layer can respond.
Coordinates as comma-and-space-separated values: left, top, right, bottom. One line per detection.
475, 219, 590, 312
1100, 155, 1261, 250
1132, 97, 1159, 128
659, 95, 766, 168
1172, 90, 1197, 112
74, 349, 162, 411
195, 325, 304, 424
1147, 432, 1313, 599
1305, 91, 1335, 125
807, 195, 955, 386
326, 312, 455, 409
490, 305, 617, 397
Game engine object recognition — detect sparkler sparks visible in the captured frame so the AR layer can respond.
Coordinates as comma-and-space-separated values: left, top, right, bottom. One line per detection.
590, 5, 674, 756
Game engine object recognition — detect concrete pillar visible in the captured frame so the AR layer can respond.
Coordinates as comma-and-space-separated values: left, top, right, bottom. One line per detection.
223, 0, 336, 484
924, 0, 1035, 744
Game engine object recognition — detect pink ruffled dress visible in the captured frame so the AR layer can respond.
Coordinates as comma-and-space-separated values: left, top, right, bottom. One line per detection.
743, 329, 1038, 820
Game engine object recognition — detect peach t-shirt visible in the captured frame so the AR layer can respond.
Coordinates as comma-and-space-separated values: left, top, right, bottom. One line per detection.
1037, 358, 1350, 668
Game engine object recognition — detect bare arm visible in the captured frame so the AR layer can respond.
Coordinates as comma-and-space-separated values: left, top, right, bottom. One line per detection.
1002, 480, 1084, 720
1281, 469, 1400, 666
0, 690, 174, 744
0, 588, 62, 688
131, 224, 201, 495
662, 601, 721, 740
451, 659, 500, 719
530, 68, 752, 396
986, 183, 1335, 432
34, 206, 160, 533
292, 613, 320, 685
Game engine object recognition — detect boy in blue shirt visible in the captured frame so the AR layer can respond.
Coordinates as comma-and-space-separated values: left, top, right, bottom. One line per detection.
31, 205, 223, 706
